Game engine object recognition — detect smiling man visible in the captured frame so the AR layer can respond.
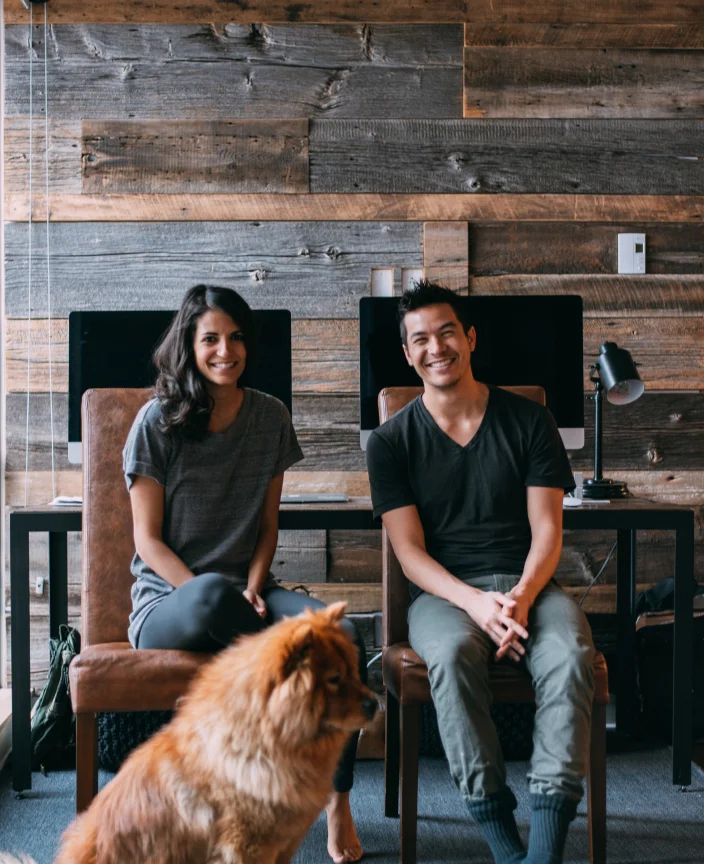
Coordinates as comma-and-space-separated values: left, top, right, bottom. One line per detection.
366, 281, 595, 864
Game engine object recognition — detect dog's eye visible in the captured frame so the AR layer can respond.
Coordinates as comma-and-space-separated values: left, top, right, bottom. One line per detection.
327, 675, 341, 686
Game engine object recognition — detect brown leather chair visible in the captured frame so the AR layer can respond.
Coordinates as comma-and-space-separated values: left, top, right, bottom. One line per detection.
69, 388, 214, 812
378, 385, 608, 864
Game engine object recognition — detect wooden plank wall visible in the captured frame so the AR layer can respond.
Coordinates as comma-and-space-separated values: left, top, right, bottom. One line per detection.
4, 1, 704, 687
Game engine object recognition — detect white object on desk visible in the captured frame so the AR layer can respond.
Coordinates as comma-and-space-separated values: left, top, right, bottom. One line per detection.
563, 496, 582, 508
49, 496, 83, 506
281, 493, 350, 504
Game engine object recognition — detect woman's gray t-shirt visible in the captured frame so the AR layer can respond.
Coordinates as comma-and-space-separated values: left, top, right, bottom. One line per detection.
122, 388, 304, 647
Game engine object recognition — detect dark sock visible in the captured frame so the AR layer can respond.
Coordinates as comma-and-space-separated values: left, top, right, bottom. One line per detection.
467, 787, 525, 864
523, 792, 578, 864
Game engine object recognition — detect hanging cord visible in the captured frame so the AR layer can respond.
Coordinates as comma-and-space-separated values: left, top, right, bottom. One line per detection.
579, 540, 618, 608
24, 4, 34, 508
44, 5, 55, 500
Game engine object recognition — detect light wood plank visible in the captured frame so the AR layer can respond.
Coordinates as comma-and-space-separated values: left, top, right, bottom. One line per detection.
464, 23, 704, 48
423, 222, 469, 293
82, 119, 309, 194
310, 119, 704, 194
7, 0, 703, 25
5, 319, 68, 394
5, 24, 461, 120
4, 221, 423, 319
7, 194, 704, 224
464, 49, 704, 118
4, 119, 82, 194
470, 274, 704, 316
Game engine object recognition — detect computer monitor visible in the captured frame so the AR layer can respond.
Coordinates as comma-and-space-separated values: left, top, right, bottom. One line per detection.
68, 309, 292, 464
359, 295, 585, 450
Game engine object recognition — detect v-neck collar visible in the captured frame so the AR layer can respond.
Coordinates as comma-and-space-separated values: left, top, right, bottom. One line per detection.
417, 385, 493, 452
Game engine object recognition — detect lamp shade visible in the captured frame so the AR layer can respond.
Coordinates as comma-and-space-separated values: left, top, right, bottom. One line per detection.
595, 342, 644, 406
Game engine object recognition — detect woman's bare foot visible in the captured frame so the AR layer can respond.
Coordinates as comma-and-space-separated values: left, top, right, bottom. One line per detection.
326, 791, 363, 864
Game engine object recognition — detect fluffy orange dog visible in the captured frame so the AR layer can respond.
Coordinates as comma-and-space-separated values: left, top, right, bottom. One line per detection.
40, 603, 374, 864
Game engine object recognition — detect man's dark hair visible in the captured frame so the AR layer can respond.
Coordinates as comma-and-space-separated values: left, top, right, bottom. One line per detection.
397, 279, 472, 345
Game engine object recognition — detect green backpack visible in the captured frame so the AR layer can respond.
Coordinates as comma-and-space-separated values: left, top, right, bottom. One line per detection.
30, 624, 81, 772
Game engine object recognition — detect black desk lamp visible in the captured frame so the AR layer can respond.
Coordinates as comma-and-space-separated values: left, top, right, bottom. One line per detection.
583, 341, 644, 500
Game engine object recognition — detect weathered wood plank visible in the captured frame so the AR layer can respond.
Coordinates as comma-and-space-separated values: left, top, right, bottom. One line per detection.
423, 222, 469, 293
4, 119, 82, 194
8, 392, 702, 478
4, 221, 422, 319
11, 315, 701, 396
469, 223, 704, 276
82, 119, 309, 194
470, 275, 704, 316
4, 470, 373, 507
464, 49, 704, 119
4, 318, 361, 396
7, 1, 704, 25
583, 318, 704, 391
8, 194, 704, 224
310, 120, 704, 194
464, 24, 704, 49
5, 25, 462, 120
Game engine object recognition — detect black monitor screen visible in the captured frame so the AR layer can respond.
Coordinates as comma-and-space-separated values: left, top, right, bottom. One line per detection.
359, 295, 584, 450
68, 310, 292, 462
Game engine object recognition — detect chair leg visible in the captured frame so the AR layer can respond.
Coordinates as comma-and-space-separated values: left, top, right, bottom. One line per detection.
75, 712, 98, 814
385, 688, 400, 818
587, 701, 607, 864
399, 702, 419, 864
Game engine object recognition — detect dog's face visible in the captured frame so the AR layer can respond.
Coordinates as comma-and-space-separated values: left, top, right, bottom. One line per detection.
258, 603, 376, 747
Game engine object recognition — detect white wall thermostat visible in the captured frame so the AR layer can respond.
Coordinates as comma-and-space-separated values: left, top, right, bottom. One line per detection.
617, 233, 646, 274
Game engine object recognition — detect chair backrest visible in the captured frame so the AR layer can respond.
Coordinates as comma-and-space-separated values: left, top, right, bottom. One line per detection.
82, 388, 154, 647
379, 385, 546, 648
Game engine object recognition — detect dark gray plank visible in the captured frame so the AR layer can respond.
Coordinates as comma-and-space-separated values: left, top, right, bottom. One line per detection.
310, 119, 704, 194
5, 24, 462, 119
464, 49, 704, 119
469, 223, 704, 276
4, 221, 422, 318
82, 119, 309, 194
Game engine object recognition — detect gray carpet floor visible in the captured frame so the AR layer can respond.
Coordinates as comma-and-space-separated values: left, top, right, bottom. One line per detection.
1, 748, 703, 863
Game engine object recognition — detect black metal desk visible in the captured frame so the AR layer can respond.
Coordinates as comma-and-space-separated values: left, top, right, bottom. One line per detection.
9, 498, 695, 793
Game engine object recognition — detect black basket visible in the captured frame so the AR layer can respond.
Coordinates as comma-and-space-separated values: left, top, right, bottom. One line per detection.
98, 711, 174, 772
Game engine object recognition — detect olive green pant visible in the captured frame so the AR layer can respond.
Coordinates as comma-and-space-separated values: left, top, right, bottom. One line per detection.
407, 575, 595, 803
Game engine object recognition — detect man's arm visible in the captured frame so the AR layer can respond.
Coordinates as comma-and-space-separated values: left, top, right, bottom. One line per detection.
382, 505, 528, 660
495, 485, 564, 659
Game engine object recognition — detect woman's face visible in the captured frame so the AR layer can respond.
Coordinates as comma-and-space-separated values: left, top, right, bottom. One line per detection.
193, 309, 247, 391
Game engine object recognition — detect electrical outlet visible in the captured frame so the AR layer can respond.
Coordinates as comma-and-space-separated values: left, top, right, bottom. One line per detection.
35, 575, 45, 596
618, 233, 646, 274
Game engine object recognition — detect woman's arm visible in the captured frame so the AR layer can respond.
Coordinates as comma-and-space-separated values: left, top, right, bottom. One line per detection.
129, 475, 195, 588
245, 472, 284, 611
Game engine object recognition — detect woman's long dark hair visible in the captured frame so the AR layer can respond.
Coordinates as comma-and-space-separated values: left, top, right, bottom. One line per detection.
154, 285, 256, 439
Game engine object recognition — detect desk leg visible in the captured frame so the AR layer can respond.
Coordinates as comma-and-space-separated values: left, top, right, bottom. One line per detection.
49, 532, 69, 638
672, 520, 694, 787
10, 519, 32, 793
615, 529, 637, 735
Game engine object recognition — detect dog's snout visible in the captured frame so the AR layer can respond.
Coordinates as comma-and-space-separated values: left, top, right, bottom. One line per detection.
362, 698, 378, 720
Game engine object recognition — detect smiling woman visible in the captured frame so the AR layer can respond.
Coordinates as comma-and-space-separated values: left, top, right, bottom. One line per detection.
121, 284, 370, 863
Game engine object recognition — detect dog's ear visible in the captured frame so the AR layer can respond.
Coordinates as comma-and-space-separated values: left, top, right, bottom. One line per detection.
281, 626, 314, 679
322, 601, 347, 623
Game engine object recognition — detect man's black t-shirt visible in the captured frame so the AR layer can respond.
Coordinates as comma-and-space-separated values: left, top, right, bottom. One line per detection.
366, 385, 575, 593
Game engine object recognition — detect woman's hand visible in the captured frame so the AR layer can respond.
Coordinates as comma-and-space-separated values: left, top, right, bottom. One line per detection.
243, 588, 267, 618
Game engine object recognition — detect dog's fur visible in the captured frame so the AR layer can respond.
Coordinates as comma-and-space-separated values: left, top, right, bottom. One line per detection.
6, 603, 375, 864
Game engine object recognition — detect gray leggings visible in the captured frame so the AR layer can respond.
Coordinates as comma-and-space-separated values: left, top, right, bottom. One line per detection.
137, 572, 367, 793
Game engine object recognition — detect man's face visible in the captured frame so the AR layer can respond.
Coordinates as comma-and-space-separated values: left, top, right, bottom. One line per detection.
402, 303, 475, 390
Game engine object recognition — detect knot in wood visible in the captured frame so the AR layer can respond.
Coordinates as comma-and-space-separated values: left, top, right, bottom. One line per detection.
669, 413, 683, 424
250, 269, 268, 282
647, 446, 664, 465
326, 246, 342, 260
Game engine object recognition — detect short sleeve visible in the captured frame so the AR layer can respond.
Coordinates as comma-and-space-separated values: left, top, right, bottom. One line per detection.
273, 404, 304, 475
122, 405, 172, 491
366, 429, 416, 519
524, 408, 576, 493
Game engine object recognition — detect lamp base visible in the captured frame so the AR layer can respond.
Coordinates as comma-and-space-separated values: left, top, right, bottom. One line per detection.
582, 478, 630, 500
